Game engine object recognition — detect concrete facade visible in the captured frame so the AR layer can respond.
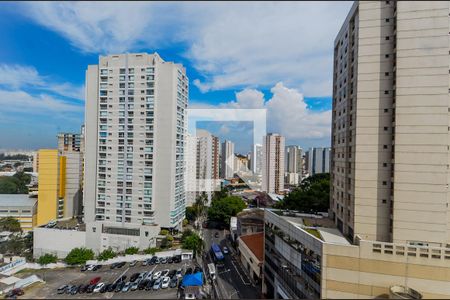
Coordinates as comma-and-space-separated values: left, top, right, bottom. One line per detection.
221, 140, 235, 179
0, 195, 37, 232
262, 134, 285, 194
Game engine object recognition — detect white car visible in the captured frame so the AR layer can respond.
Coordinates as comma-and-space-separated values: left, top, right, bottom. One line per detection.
93, 282, 105, 293
161, 269, 170, 277
161, 276, 170, 289
87, 264, 96, 271
152, 271, 162, 280
176, 268, 183, 279
145, 271, 154, 280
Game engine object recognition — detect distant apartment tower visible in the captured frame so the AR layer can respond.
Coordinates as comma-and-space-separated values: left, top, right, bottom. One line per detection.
84, 53, 188, 251
306, 147, 330, 176
196, 130, 220, 204
262, 133, 285, 194
330, 0, 450, 243
285, 145, 302, 185
221, 140, 235, 179
251, 144, 263, 176
185, 133, 197, 207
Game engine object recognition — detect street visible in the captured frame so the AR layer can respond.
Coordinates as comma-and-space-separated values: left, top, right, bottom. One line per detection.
202, 228, 260, 299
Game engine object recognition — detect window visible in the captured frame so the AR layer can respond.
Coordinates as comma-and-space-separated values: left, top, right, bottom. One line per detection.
385, 72, 389, 76
384, 90, 389, 95
385, 54, 389, 58
382, 199, 387, 204
385, 36, 390, 40
383, 145, 388, 149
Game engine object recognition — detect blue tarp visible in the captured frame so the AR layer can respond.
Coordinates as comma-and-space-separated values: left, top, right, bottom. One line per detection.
182, 272, 203, 286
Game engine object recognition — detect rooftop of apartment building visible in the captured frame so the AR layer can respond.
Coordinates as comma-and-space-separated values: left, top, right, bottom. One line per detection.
0, 194, 36, 207
239, 232, 264, 261
271, 209, 350, 246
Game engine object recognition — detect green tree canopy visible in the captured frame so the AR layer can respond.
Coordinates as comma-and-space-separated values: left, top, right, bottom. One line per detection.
207, 195, 246, 225
181, 231, 203, 255
144, 247, 159, 255
185, 206, 197, 222
0, 217, 21, 232
0, 172, 31, 194
97, 247, 117, 261
37, 253, 57, 265
274, 173, 330, 212
64, 247, 95, 265
124, 247, 139, 255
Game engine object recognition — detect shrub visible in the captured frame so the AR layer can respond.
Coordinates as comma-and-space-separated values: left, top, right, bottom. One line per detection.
160, 229, 169, 236
144, 247, 159, 255
97, 247, 117, 261
124, 247, 139, 255
37, 253, 57, 265
65, 248, 94, 265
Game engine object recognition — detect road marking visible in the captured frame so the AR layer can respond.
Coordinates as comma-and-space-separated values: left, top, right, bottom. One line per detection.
230, 259, 251, 286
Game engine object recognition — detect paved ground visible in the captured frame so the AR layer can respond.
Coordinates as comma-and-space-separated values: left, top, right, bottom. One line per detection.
202, 228, 260, 299
20, 260, 195, 299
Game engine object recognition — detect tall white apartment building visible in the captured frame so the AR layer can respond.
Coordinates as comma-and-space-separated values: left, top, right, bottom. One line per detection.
196, 129, 220, 205
262, 133, 285, 194
84, 53, 188, 252
185, 133, 197, 207
306, 147, 330, 176
221, 140, 235, 179
285, 145, 302, 185
251, 143, 263, 176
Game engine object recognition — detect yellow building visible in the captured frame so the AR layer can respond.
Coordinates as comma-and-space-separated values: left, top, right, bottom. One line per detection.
36, 149, 64, 226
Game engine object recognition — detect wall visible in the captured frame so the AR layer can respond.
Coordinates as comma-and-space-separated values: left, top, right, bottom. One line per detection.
36, 149, 59, 226
238, 238, 262, 279
33, 227, 86, 259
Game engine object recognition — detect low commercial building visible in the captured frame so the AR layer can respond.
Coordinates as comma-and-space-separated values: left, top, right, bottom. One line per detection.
263, 209, 450, 299
0, 195, 37, 231
238, 232, 264, 282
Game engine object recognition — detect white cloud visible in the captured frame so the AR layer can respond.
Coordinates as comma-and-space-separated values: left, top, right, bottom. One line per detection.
193, 82, 331, 142
20, 1, 353, 97
0, 64, 84, 100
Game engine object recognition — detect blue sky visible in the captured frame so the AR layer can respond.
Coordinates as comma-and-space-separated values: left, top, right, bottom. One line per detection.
0, 2, 352, 152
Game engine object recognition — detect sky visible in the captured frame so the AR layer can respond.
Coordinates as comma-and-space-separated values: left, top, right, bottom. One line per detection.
0, 1, 353, 153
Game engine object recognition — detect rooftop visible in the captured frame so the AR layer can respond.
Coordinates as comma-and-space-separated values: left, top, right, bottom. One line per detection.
0, 194, 37, 207
239, 232, 264, 261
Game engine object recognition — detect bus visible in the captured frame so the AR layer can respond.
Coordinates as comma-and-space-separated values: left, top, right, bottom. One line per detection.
208, 263, 216, 280
210, 243, 224, 265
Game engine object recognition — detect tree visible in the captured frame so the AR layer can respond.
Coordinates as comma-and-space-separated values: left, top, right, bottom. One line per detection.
274, 173, 330, 213
97, 248, 117, 261
37, 253, 57, 265
159, 229, 169, 236
207, 196, 246, 225
65, 248, 94, 265
124, 247, 139, 255
160, 237, 172, 249
182, 232, 203, 255
185, 207, 197, 222
0, 177, 19, 194
183, 219, 189, 226
0, 217, 22, 232
144, 247, 159, 255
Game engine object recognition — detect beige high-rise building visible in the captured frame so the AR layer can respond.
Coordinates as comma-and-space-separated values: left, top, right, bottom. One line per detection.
262, 133, 285, 194
221, 140, 235, 179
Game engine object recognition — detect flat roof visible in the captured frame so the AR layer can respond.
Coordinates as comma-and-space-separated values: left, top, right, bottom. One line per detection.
0, 194, 37, 207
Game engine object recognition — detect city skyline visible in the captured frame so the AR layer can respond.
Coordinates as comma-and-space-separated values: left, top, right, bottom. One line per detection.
0, 2, 353, 150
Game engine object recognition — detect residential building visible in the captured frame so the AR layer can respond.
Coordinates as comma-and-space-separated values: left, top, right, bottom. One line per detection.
185, 133, 197, 207
234, 208, 264, 240
32, 152, 39, 173
0, 194, 37, 231
262, 133, 285, 194
195, 129, 220, 205
285, 145, 303, 185
83, 53, 188, 252
221, 140, 235, 179
238, 232, 264, 283
251, 144, 263, 176
306, 147, 330, 176
57, 132, 84, 152
234, 154, 250, 174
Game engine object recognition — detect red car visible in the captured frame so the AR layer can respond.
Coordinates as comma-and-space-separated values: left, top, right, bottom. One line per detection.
89, 277, 101, 285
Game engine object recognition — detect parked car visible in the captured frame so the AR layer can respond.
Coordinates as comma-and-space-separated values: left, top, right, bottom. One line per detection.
194, 266, 202, 273
92, 264, 102, 271
173, 255, 182, 263
185, 267, 193, 275
116, 261, 126, 268
107, 283, 116, 292
149, 256, 157, 265
176, 269, 183, 278
131, 281, 140, 291
152, 270, 162, 280
57, 285, 68, 294
71, 285, 81, 295
223, 246, 229, 254
161, 269, 170, 277
110, 262, 119, 269
161, 276, 170, 289
116, 275, 127, 283
93, 282, 105, 293
160, 257, 167, 264
122, 282, 132, 292
145, 279, 155, 290
154, 257, 160, 264
80, 265, 88, 272
167, 256, 173, 264
139, 271, 148, 280
115, 282, 125, 292
86, 284, 95, 293
138, 279, 149, 290
129, 260, 138, 267
145, 271, 154, 280
142, 259, 148, 266
214, 232, 219, 238
65, 285, 75, 294
100, 284, 108, 293
89, 277, 101, 285
169, 277, 178, 288
130, 273, 140, 282
153, 278, 162, 290
168, 269, 176, 278
79, 284, 89, 294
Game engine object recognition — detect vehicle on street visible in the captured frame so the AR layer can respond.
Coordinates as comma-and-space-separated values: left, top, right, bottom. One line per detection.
161, 276, 170, 289
185, 267, 193, 275
115, 282, 125, 292
208, 263, 216, 280
122, 282, 132, 292
152, 270, 162, 280
211, 243, 224, 266
93, 282, 105, 293
89, 277, 101, 285
149, 256, 157, 265
46, 220, 57, 228
153, 278, 162, 290
100, 284, 108, 293
169, 277, 178, 288
161, 269, 170, 277
129, 260, 137, 267
92, 264, 102, 271
167, 256, 173, 263
176, 268, 183, 278
142, 259, 148, 266
87, 264, 96, 271
57, 285, 68, 294
223, 246, 229, 254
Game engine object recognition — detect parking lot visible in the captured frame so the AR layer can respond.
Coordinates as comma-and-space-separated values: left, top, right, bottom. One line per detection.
22, 258, 198, 299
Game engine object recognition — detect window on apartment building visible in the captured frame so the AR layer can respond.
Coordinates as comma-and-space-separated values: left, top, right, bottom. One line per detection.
383, 181, 387, 186
384, 108, 389, 113
385, 36, 390, 40
383, 145, 388, 149
386, 18, 390, 22
385, 72, 389, 76
382, 199, 387, 204
384, 127, 388, 131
